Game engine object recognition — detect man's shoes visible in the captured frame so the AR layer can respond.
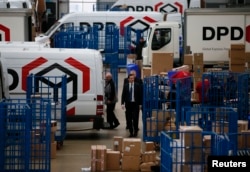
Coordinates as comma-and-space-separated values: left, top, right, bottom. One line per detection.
113, 122, 120, 129
133, 132, 138, 137
129, 133, 133, 137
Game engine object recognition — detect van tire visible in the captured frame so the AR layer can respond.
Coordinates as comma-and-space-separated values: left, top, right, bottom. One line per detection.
93, 117, 104, 130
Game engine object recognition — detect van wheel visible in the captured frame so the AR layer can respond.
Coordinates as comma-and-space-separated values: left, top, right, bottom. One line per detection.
93, 117, 104, 130
57, 141, 63, 150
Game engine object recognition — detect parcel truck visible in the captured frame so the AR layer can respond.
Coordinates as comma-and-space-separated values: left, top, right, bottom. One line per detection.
142, 8, 250, 67
0, 8, 33, 41
109, 0, 202, 14
0, 47, 105, 129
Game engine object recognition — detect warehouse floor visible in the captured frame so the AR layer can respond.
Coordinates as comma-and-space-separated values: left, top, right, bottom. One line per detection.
51, 71, 145, 172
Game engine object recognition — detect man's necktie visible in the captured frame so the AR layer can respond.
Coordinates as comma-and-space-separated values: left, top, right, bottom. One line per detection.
130, 84, 132, 101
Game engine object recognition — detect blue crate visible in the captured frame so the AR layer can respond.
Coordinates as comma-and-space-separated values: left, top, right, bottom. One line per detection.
201, 71, 249, 120
143, 75, 191, 142
0, 99, 51, 172
160, 130, 234, 172
226, 132, 250, 156
182, 106, 238, 132
26, 75, 67, 147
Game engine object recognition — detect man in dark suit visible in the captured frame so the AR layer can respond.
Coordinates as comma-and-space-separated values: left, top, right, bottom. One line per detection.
121, 74, 142, 137
123, 70, 143, 130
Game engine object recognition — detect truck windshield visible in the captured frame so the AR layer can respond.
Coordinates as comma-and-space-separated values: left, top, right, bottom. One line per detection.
44, 22, 60, 36
44, 22, 74, 36
151, 28, 171, 50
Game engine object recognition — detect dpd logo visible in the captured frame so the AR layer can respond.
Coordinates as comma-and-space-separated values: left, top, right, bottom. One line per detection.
156, 2, 184, 14
9, 57, 90, 115
120, 16, 157, 36
203, 24, 250, 43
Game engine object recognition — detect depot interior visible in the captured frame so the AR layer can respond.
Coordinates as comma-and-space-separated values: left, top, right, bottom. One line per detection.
1, 0, 250, 172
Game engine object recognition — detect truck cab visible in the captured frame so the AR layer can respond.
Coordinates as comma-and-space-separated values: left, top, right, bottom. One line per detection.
142, 21, 181, 67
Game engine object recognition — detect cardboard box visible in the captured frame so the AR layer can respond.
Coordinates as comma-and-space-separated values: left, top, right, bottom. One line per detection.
143, 142, 155, 152
184, 148, 203, 163
142, 67, 151, 78
91, 145, 107, 172
181, 164, 203, 172
192, 77, 202, 91
183, 54, 193, 65
230, 53, 245, 64
238, 120, 248, 132
51, 120, 57, 133
230, 64, 245, 72
123, 138, 142, 156
122, 155, 141, 171
151, 53, 173, 75
213, 121, 229, 133
179, 126, 203, 147
31, 143, 46, 158
241, 130, 250, 149
191, 91, 199, 102
113, 136, 123, 152
152, 110, 175, 131
51, 132, 55, 143
231, 44, 245, 51
106, 150, 121, 170
51, 141, 57, 159
203, 135, 211, 154
141, 151, 156, 163
192, 65, 203, 77
245, 52, 250, 62
193, 53, 203, 65
140, 162, 156, 172
164, 123, 176, 132
146, 117, 157, 137
185, 45, 191, 54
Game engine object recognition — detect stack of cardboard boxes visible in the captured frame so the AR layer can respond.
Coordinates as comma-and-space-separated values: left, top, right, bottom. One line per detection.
91, 145, 107, 171
122, 138, 142, 171
179, 126, 203, 164
141, 53, 174, 78
171, 126, 204, 172
31, 120, 57, 159
182, 53, 204, 102
192, 53, 204, 86
90, 137, 159, 172
141, 142, 159, 171
183, 54, 193, 72
146, 109, 176, 137
50, 120, 57, 159
229, 43, 246, 72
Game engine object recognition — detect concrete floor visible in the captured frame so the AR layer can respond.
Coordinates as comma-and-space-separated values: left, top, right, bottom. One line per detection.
51, 71, 145, 172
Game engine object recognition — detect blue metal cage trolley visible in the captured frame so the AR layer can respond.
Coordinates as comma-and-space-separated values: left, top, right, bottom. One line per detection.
26, 74, 67, 149
0, 98, 52, 172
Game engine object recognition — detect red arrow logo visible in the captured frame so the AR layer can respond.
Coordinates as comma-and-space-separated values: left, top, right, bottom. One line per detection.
65, 57, 90, 93
0, 24, 10, 41
22, 57, 47, 91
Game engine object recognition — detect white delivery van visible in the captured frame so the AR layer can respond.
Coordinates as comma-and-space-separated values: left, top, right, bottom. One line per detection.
0, 47, 105, 129
0, 41, 50, 48
35, 11, 165, 46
